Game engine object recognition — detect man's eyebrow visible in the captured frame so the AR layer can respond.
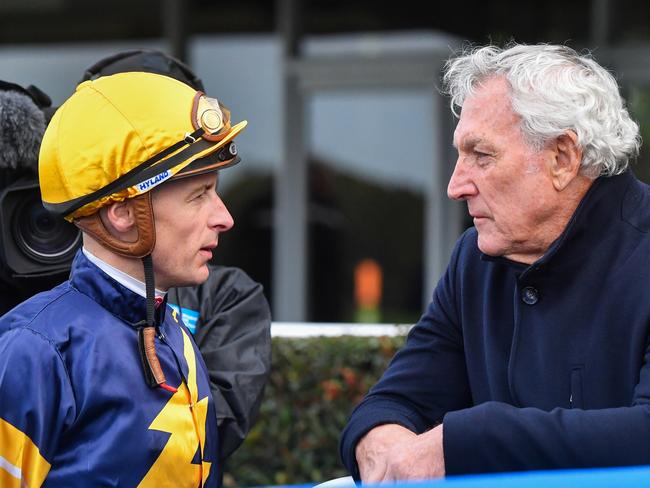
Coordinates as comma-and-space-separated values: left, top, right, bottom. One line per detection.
187, 184, 205, 198
187, 178, 216, 198
454, 136, 484, 150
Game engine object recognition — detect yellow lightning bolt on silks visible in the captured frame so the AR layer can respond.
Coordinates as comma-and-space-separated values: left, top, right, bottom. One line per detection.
0, 417, 51, 488
138, 329, 211, 487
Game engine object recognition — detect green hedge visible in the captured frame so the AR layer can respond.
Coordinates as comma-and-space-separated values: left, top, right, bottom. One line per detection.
223, 334, 407, 487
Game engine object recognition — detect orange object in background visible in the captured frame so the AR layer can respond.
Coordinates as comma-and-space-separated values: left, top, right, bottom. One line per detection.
354, 259, 382, 322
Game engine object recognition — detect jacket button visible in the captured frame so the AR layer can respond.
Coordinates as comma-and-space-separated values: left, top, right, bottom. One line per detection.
521, 286, 539, 305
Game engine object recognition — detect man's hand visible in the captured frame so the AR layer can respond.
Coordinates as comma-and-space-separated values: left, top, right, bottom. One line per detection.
355, 424, 416, 483
355, 424, 445, 484
382, 425, 445, 481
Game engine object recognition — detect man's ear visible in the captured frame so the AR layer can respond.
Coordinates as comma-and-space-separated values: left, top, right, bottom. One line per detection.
550, 130, 583, 191
99, 200, 138, 241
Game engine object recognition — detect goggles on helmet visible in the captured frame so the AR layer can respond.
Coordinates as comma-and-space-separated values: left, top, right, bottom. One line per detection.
45, 92, 244, 221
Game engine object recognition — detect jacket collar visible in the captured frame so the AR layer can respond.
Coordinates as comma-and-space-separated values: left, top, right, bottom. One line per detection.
69, 250, 167, 327
481, 171, 638, 272
537, 171, 637, 267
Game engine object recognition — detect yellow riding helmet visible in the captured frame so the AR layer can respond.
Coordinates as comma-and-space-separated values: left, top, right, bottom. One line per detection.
39, 71, 247, 222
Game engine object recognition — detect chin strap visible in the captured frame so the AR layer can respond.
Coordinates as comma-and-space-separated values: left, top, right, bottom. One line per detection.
137, 254, 177, 393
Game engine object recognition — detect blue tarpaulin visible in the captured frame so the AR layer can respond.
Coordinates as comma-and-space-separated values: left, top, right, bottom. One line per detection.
295, 465, 650, 488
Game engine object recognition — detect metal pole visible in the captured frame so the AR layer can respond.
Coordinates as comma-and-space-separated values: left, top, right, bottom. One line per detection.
163, 0, 188, 62
424, 84, 463, 306
273, 0, 307, 320
590, 0, 611, 48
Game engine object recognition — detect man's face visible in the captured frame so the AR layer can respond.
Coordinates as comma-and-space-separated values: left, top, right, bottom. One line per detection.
447, 76, 561, 264
150, 171, 233, 289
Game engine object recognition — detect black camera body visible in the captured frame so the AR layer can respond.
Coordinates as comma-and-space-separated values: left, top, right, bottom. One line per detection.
0, 82, 81, 311
0, 178, 80, 278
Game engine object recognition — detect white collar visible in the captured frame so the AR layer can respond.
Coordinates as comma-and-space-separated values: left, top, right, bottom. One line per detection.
82, 248, 166, 300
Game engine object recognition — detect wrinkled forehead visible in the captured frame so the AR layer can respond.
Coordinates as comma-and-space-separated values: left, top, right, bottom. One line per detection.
454, 77, 524, 141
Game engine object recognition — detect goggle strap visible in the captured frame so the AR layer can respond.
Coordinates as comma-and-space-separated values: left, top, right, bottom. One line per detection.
103, 126, 205, 194
112, 137, 218, 191
47, 127, 205, 217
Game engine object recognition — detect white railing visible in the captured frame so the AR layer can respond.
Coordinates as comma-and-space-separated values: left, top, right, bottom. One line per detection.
270, 322, 412, 338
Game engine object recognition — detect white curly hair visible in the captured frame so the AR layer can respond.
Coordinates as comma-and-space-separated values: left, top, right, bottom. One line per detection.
442, 43, 641, 177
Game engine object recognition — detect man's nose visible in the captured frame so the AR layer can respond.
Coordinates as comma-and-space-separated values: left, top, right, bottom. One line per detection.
447, 159, 477, 201
210, 193, 234, 232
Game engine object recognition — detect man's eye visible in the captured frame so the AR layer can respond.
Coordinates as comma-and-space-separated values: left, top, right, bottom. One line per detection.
475, 151, 493, 166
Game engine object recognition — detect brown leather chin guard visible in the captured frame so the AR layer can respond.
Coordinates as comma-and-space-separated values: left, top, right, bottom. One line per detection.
74, 193, 156, 259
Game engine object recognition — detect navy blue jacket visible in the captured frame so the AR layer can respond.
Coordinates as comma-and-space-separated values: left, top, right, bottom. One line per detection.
340, 171, 650, 476
0, 251, 219, 487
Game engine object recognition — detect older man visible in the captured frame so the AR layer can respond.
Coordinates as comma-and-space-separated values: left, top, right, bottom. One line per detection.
340, 43, 650, 481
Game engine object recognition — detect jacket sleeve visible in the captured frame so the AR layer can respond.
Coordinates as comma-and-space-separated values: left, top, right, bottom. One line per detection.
0, 327, 75, 487
443, 344, 650, 473
339, 235, 473, 480
181, 266, 272, 461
